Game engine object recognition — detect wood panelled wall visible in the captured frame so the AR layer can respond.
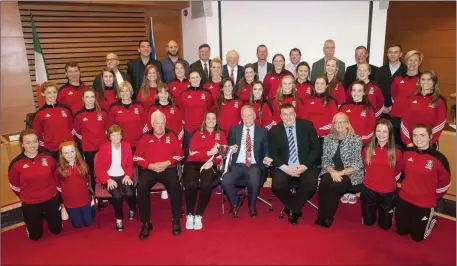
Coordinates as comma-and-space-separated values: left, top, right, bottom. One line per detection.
384, 2, 456, 109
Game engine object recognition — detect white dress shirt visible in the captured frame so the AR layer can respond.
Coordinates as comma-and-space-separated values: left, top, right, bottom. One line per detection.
236, 124, 256, 164
285, 62, 298, 77
115, 70, 124, 86
107, 144, 125, 177
257, 62, 268, 82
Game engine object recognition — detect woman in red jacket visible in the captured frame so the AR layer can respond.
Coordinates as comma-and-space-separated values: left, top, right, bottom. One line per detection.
8, 129, 62, 241
214, 78, 242, 135
295, 61, 314, 99
339, 81, 376, 145
263, 54, 293, 99
400, 70, 447, 148
361, 119, 402, 230
236, 64, 258, 102
325, 57, 346, 106
95, 68, 118, 112
272, 75, 304, 123
183, 111, 227, 230
249, 81, 275, 130
168, 61, 190, 103
137, 64, 164, 112
396, 124, 450, 242
95, 124, 136, 232
203, 58, 223, 102
56, 141, 94, 229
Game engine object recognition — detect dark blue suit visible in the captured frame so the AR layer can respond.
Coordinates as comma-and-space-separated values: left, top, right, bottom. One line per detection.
221, 124, 269, 210
222, 64, 244, 86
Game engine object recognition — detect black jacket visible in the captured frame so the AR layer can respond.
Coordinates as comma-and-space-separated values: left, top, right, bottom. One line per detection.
127, 58, 164, 98
252, 61, 273, 75
373, 62, 407, 107
222, 64, 244, 85
344, 64, 379, 90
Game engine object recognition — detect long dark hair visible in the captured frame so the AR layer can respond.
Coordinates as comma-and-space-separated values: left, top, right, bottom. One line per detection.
350, 80, 373, 111
97, 67, 118, 100
248, 81, 273, 114
216, 78, 236, 112
311, 76, 336, 107
268, 54, 286, 76
295, 61, 311, 82
153, 84, 175, 106
237, 63, 258, 94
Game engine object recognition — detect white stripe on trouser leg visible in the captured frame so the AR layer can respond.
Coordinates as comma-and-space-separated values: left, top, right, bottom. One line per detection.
424, 208, 436, 240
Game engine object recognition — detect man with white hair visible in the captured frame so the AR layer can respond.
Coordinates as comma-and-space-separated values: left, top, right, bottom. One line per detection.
134, 110, 184, 239
222, 49, 244, 85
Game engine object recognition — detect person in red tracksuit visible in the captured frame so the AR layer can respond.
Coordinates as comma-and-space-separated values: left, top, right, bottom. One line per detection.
295, 61, 314, 100
325, 57, 346, 106
183, 111, 227, 230
57, 62, 86, 115
390, 50, 423, 147
301, 76, 338, 138
214, 78, 242, 135
361, 119, 403, 230
8, 129, 62, 241
168, 61, 190, 104
108, 81, 146, 153
203, 58, 222, 101
396, 124, 450, 242
95, 68, 118, 112
179, 70, 213, 157
346, 63, 384, 119
73, 88, 110, 191
34, 81, 74, 161
55, 141, 94, 229
249, 81, 275, 130
236, 64, 257, 102
339, 80, 376, 145
263, 54, 293, 99
144, 85, 184, 143
401, 70, 447, 148
137, 64, 164, 112
272, 75, 304, 123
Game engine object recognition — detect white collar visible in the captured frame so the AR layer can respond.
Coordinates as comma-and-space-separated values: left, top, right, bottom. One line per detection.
200, 59, 209, 66
242, 124, 255, 132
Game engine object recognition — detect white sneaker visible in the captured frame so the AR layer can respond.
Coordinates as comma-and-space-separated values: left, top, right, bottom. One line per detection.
61, 207, 69, 221
161, 190, 169, 199
340, 193, 350, 204
185, 214, 194, 230
348, 194, 357, 204
194, 215, 203, 230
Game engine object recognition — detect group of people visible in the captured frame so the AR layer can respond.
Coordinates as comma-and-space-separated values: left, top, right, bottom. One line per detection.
8, 38, 451, 243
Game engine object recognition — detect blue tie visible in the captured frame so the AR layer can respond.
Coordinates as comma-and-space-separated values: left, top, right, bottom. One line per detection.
287, 127, 297, 163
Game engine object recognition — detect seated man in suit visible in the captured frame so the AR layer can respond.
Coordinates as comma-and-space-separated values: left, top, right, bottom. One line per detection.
311, 39, 345, 82
190, 43, 212, 85
269, 103, 321, 225
343, 46, 378, 90
92, 53, 131, 91
221, 105, 272, 219
222, 49, 244, 85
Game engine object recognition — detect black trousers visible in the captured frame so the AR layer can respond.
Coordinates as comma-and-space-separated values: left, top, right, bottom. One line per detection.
183, 162, 217, 216
360, 184, 395, 230
271, 167, 318, 214
49, 150, 60, 163
183, 130, 193, 159
105, 176, 136, 220
138, 168, 182, 222
317, 173, 352, 220
83, 150, 97, 191
390, 116, 405, 149
21, 195, 62, 241
395, 197, 436, 242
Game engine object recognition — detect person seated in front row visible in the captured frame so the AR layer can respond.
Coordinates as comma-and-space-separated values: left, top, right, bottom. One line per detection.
315, 112, 364, 228
134, 110, 184, 239
269, 104, 321, 225
183, 111, 227, 230
221, 105, 272, 219
95, 124, 136, 232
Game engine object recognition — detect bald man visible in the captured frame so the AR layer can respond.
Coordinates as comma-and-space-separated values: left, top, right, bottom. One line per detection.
310, 39, 346, 82
222, 50, 244, 85
92, 53, 131, 92
160, 40, 190, 83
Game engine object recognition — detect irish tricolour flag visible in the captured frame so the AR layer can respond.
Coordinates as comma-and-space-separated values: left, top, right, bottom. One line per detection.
31, 15, 49, 107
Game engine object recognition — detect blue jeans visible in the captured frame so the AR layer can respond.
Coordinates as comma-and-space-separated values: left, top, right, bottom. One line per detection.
66, 203, 94, 228
221, 164, 262, 210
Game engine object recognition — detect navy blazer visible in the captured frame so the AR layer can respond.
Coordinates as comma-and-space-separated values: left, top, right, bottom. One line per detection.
228, 124, 269, 169
222, 64, 244, 85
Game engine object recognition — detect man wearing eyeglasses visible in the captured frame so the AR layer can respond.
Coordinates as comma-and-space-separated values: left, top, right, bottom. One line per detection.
92, 53, 131, 92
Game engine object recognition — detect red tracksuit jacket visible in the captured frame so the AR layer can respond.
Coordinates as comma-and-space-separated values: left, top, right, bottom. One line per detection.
8, 152, 57, 204
214, 98, 242, 134
179, 87, 213, 132
57, 82, 86, 115
203, 81, 221, 102
347, 82, 385, 119
390, 74, 420, 118
400, 147, 450, 208
97, 88, 117, 113
272, 95, 304, 123
400, 94, 447, 146
55, 166, 90, 208
330, 81, 346, 106
136, 87, 157, 113
108, 100, 146, 147
188, 129, 227, 165
95, 141, 134, 184
33, 103, 74, 152
252, 100, 275, 130
133, 130, 184, 169
301, 95, 338, 137
73, 108, 110, 151
362, 145, 403, 193
295, 80, 313, 100
168, 79, 190, 104
339, 102, 376, 144
144, 103, 184, 141
236, 84, 252, 103
263, 70, 293, 99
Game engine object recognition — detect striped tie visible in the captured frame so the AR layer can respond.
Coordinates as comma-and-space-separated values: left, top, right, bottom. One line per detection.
288, 127, 298, 164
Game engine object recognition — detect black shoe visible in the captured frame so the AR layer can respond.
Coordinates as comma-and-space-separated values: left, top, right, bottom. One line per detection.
314, 215, 324, 227
172, 219, 181, 236
288, 213, 299, 225
249, 208, 257, 219
97, 199, 104, 211
138, 221, 153, 240
322, 218, 333, 228
116, 220, 124, 232
128, 210, 135, 220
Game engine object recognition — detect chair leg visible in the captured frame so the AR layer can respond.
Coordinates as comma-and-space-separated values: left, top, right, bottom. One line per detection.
221, 186, 225, 215
257, 196, 274, 211
268, 194, 276, 202
306, 200, 318, 210
93, 197, 100, 229
279, 206, 286, 219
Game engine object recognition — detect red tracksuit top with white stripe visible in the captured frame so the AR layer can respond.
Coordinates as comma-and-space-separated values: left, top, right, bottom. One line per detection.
95, 141, 134, 184
203, 81, 221, 102
330, 81, 346, 106
400, 94, 447, 146
301, 95, 338, 137
272, 95, 304, 123
136, 87, 157, 113
252, 100, 275, 130
73, 107, 110, 151
236, 84, 252, 103
55, 166, 90, 208
8, 152, 57, 204
57, 82, 86, 115
390, 73, 420, 118
33, 103, 74, 152
400, 147, 450, 208
347, 82, 385, 119
179, 86, 213, 132
362, 145, 403, 193
215, 98, 242, 135
108, 100, 146, 147
133, 130, 184, 169
263, 70, 293, 99
295, 80, 313, 100
168, 79, 190, 104
188, 129, 227, 165
339, 102, 376, 145
97, 88, 117, 112
145, 103, 184, 141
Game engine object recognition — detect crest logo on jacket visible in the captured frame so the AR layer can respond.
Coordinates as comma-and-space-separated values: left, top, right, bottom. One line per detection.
201, 93, 206, 100
425, 160, 434, 170
369, 87, 374, 94
134, 108, 139, 114
165, 136, 171, 144
97, 114, 103, 121
41, 158, 48, 167
215, 133, 220, 140
170, 107, 175, 114
360, 109, 367, 117
234, 101, 239, 108
61, 110, 67, 118
306, 88, 311, 94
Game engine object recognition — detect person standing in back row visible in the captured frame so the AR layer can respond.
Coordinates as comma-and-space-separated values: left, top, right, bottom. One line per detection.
311, 39, 346, 83
344, 46, 378, 90
161, 40, 190, 84
252, 44, 273, 82
190, 44, 212, 86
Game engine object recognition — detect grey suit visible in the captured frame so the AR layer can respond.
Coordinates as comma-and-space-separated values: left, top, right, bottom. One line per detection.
311, 57, 346, 83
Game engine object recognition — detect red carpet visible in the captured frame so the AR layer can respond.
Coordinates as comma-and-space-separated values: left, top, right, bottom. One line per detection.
2, 189, 456, 265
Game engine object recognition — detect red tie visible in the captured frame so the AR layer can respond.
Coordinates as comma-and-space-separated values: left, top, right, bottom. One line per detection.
245, 128, 252, 167
230, 68, 235, 81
